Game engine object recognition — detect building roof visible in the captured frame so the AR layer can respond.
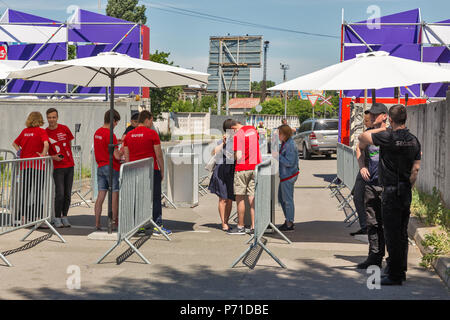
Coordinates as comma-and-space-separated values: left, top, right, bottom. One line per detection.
228, 98, 261, 109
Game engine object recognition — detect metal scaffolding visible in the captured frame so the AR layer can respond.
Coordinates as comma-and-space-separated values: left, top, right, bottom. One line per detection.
0, 15, 148, 97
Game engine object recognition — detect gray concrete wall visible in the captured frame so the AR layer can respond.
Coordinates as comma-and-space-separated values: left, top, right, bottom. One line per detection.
0, 100, 130, 167
406, 92, 450, 208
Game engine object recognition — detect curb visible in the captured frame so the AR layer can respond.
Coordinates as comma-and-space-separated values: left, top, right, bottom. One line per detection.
408, 217, 450, 288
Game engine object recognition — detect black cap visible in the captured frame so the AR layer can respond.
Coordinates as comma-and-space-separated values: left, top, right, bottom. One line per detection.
366, 102, 388, 115
131, 112, 139, 121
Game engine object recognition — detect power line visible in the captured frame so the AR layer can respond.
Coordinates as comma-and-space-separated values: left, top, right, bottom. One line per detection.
146, 2, 339, 39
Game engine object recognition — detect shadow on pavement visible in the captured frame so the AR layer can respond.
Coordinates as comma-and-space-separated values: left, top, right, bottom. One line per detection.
9, 258, 449, 300
266, 221, 364, 244
313, 174, 337, 183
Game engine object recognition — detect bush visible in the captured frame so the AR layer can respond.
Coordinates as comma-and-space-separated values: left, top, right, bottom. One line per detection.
411, 187, 450, 232
420, 231, 450, 269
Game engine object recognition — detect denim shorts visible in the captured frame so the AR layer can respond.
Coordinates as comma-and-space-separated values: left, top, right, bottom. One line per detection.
97, 165, 120, 192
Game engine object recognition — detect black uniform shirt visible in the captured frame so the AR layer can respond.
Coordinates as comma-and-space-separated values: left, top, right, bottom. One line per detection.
371, 128, 421, 187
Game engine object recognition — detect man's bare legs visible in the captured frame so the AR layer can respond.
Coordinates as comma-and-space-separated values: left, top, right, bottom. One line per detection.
94, 190, 119, 229
236, 195, 246, 228
248, 195, 255, 229
112, 191, 119, 227
235, 195, 255, 230
95, 191, 107, 229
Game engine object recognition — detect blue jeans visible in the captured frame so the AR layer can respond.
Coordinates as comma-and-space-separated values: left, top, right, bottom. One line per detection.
97, 165, 120, 192
278, 175, 298, 222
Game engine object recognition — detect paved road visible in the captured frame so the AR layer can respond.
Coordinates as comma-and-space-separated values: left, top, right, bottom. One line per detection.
1, 154, 449, 299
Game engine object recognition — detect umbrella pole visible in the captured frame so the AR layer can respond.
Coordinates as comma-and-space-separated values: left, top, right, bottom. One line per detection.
108, 75, 115, 234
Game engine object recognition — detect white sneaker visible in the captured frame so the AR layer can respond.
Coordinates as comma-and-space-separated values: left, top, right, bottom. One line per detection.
61, 217, 71, 228
53, 218, 63, 228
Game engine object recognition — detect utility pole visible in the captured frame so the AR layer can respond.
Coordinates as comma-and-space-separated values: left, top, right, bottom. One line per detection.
260, 41, 270, 103
280, 63, 289, 118
217, 40, 223, 115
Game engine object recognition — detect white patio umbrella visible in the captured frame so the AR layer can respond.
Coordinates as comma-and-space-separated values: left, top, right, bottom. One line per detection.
0, 60, 47, 80
9, 51, 209, 233
268, 51, 450, 91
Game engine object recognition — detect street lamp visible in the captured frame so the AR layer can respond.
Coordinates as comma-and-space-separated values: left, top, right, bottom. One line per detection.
280, 63, 289, 118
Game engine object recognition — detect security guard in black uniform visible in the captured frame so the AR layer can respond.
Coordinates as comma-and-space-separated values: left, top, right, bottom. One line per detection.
358, 104, 421, 286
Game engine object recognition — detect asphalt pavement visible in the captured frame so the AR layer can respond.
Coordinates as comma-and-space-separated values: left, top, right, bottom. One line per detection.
0, 154, 449, 299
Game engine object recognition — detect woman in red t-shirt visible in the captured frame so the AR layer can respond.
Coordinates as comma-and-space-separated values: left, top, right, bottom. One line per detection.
12, 112, 49, 225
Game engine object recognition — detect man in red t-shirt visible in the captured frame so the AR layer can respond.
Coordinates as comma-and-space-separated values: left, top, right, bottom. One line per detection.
93, 110, 122, 231
123, 110, 170, 236
46, 108, 75, 228
227, 121, 261, 235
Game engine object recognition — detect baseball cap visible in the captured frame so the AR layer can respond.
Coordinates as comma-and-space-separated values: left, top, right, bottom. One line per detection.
131, 112, 139, 121
366, 103, 388, 115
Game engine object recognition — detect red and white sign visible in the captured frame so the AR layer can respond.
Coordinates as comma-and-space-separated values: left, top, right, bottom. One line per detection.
319, 95, 332, 105
307, 94, 319, 106
0, 46, 7, 60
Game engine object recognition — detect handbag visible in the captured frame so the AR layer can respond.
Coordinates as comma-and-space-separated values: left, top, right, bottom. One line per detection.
205, 155, 217, 171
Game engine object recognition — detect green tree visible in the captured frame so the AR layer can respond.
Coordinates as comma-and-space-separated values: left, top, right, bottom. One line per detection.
147, 50, 183, 118
106, 0, 147, 24
251, 80, 275, 92
68, 44, 76, 60
250, 95, 339, 125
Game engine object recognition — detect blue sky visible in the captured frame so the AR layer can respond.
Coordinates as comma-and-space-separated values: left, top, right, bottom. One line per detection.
1, 0, 449, 84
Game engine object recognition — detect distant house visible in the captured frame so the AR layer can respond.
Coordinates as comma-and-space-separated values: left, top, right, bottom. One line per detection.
227, 98, 261, 115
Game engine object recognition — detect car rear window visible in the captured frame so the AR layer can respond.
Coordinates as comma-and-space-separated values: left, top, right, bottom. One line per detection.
314, 121, 338, 131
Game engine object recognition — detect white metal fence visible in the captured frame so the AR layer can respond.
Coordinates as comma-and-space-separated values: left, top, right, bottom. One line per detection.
0, 156, 65, 267
231, 158, 291, 269
97, 157, 170, 265
331, 143, 360, 226
70, 145, 90, 208
336, 143, 359, 191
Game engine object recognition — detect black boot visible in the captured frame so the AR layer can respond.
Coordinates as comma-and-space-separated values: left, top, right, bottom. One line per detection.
381, 277, 402, 286
350, 228, 367, 236
356, 259, 382, 269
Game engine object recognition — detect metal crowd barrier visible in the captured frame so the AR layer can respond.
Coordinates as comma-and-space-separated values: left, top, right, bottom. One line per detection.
161, 140, 218, 208
0, 149, 17, 161
0, 156, 65, 267
165, 149, 199, 208
191, 141, 217, 196
90, 147, 98, 202
97, 157, 170, 265
231, 158, 291, 269
330, 143, 360, 226
70, 145, 90, 208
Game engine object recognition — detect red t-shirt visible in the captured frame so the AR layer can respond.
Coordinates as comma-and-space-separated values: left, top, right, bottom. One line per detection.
46, 124, 75, 169
14, 127, 49, 170
94, 127, 121, 172
233, 126, 261, 172
123, 126, 161, 170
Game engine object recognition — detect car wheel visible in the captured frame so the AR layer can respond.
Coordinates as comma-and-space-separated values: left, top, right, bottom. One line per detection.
303, 143, 311, 160
325, 153, 332, 159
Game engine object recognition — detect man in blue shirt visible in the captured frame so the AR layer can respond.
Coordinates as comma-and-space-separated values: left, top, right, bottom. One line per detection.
356, 103, 388, 270
359, 104, 421, 286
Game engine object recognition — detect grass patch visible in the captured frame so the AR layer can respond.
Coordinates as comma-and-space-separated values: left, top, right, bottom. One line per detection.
411, 187, 450, 231
420, 231, 450, 269
411, 187, 450, 269
81, 167, 91, 179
